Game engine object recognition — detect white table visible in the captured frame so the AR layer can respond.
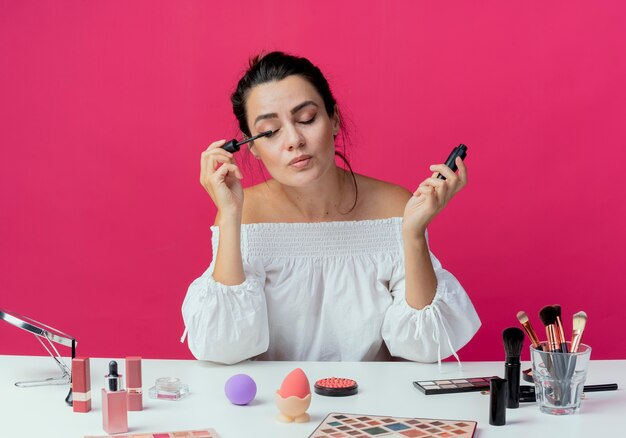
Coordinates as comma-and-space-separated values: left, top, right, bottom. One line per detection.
1, 356, 623, 437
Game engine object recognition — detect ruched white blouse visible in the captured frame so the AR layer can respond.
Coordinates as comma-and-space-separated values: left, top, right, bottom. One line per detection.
181, 218, 480, 365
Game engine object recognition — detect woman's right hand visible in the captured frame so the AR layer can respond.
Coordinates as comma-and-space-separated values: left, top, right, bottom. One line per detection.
200, 139, 244, 218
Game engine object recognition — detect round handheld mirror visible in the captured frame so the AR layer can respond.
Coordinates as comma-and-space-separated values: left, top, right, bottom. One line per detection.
0, 308, 76, 404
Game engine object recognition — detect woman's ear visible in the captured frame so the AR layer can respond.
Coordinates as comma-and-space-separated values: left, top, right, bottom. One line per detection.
332, 106, 340, 136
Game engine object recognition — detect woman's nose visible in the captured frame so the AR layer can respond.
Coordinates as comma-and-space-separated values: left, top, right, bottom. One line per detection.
284, 124, 305, 150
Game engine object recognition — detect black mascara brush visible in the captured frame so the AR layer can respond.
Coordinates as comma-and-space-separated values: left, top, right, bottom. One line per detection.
220, 130, 273, 153
503, 327, 524, 409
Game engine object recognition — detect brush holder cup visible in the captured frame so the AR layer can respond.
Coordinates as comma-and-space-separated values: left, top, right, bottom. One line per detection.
530, 342, 591, 415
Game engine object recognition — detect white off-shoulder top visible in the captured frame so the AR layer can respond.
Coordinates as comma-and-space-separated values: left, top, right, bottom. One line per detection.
181, 218, 480, 365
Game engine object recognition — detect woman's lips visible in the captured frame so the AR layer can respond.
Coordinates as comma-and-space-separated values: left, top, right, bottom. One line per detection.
289, 155, 312, 168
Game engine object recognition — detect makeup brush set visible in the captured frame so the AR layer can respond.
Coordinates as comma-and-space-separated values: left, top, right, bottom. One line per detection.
515, 305, 587, 354
509, 305, 607, 415
515, 305, 589, 394
484, 305, 618, 421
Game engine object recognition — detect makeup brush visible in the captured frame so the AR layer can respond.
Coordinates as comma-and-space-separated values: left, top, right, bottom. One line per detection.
571, 311, 587, 353
519, 383, 618, 402
502, 327, 524, 408
516, 311, 542, 350
553, 304, 568, 353
539, 306, 561, 352
221, 130, 273, 153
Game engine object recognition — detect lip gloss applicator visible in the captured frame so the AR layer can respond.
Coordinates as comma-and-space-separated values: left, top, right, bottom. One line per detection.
220, 130, 273, 153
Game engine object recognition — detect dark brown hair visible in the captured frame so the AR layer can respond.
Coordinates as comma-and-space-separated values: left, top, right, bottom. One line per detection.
230, 51, 357, 211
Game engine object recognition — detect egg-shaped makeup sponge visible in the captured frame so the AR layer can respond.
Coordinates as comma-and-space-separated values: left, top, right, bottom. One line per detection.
277, 368, 310, 399
224, 374, 257, 405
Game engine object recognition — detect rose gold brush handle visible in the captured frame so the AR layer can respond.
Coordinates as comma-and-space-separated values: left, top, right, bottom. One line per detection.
556, 316, 568, 353
545, 325, 561, 352
521, 322, 542, 349
571, 329, 584, 353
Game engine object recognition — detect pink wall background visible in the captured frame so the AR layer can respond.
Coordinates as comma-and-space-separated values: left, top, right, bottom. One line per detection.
1, 1, 625, 362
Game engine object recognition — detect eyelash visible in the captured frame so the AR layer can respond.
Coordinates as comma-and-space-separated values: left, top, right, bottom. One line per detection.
264, 116, 316, 138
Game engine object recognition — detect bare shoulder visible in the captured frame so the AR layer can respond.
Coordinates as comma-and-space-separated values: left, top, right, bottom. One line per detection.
354, 174, 412, 218
211, 183, 270, 226
217, 175, 413, 224
241, 181, 275, 224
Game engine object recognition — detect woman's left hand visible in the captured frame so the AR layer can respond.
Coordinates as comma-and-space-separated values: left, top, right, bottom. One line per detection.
403, 157, 468, 240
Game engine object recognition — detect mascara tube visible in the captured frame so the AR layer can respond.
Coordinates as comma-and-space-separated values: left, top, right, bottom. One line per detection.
437, 144, 467, 180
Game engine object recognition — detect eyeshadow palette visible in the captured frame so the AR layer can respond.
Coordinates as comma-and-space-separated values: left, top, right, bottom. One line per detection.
309, 413, 477, 437
413, 376, 498, 395
85, 429, 219, 438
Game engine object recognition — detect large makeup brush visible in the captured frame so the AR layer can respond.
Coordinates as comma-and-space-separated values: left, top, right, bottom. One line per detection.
516, 311, 542, 350
539, 306, 561, 352
571, 311, 588, 353
502, 327, 524, 408
553, 304, 568, 353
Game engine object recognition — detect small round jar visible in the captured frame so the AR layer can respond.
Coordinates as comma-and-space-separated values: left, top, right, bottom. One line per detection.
148, 377, 189, 401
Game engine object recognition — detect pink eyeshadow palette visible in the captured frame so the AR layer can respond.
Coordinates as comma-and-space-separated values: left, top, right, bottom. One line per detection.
309, 413, 477, 437
413, 376, 498, 395
84, 429, 219, 438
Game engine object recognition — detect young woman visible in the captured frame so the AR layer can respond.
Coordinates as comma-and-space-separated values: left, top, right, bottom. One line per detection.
181, 52, 480, 364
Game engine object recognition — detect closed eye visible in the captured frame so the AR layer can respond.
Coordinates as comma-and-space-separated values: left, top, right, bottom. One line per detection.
260, 115, 314, 139
266, 128, 280, 137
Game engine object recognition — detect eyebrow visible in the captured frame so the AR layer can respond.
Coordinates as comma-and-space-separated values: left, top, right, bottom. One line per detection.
253, 100, 319, 126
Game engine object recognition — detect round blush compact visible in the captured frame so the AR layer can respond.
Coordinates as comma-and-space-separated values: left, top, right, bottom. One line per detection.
522, 368, 534, 383
314, 377, 358, 397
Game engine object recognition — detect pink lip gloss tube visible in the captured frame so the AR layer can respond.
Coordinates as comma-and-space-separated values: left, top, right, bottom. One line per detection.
72, 357, 91, 413
102, 360, 128, 435
126, 356, 143, 411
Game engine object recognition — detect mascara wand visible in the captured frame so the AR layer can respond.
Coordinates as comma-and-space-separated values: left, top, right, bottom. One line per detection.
221, 130, 273, 153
